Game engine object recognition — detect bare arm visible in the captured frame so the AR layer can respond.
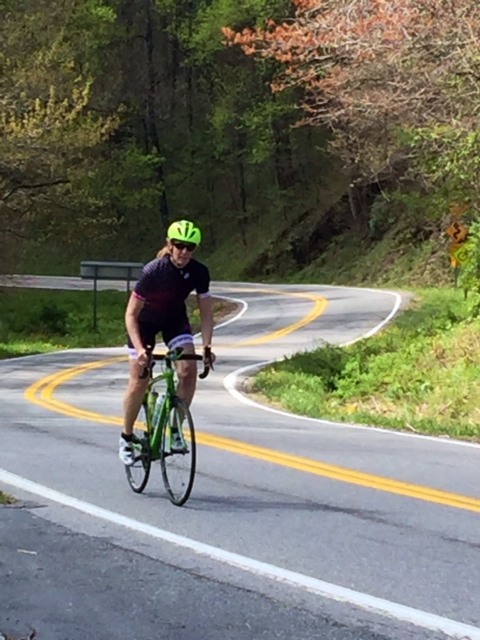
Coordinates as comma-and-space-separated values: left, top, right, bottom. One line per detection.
125, 293, 147, 362
197, 294, 214, 350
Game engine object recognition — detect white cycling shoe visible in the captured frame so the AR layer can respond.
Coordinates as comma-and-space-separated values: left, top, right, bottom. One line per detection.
171, 431, 187, 453
119, 436, 135, 466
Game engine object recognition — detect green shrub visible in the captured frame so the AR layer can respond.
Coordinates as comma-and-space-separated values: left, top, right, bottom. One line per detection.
36, 302, 69, 335
254, 288, 480, 438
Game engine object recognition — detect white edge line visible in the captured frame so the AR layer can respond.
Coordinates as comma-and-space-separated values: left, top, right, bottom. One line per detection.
222, 288, 480, 450
193, 295, 248, 344
1, 469, 479, 640
212, 295, 248, 330
339, 287, 402, 343
3, 284, 480, 636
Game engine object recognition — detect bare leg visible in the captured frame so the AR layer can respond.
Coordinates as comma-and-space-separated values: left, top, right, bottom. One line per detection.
123, 358, 149, 436
175, 342, 197, 407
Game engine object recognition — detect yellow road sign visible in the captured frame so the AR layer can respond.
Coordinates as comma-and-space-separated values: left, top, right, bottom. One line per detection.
446, 221, 468, 243
448, 242, 464, 255
452, 242, 474, 266
450, 255, 460, 268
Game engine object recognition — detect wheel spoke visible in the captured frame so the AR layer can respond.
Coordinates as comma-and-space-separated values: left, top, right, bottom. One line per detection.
125, 412, 151, 493
160, 398, 196, 506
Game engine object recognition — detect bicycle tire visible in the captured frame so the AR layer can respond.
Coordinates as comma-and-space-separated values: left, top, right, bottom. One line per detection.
125, 407, 152, 493
160, 396, 196, 506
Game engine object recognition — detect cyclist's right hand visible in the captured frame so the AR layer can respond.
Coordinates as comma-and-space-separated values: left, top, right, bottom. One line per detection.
137, 349, 150, 367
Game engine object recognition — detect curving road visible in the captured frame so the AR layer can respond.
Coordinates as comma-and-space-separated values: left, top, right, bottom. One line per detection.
1, 278, 480, 640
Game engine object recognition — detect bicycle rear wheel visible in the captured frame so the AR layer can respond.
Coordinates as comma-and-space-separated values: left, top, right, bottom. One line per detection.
125, 411, 151, 493
160, 396, 196, 506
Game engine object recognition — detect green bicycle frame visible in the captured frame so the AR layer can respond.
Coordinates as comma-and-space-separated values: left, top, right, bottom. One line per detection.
144, 365, 177, 456
140, 346, 211, 456
126, 346, 211, 504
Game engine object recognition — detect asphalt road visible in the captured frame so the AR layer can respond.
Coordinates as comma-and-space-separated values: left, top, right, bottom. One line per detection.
1, 277, 479, 640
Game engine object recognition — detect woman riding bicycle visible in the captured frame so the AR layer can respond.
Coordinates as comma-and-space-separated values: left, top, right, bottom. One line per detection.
120, 219, 215, 465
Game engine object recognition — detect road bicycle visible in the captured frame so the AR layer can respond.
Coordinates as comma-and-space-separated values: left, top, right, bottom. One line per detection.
125, 346, 211, 506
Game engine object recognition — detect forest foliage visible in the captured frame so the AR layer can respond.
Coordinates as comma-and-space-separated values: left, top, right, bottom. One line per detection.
2, 0, 480, 287
1, 0, 335, 277
225, 1, 480, 194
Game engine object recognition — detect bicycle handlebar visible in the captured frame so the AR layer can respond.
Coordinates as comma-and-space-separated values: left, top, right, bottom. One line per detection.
139, 346, 212, 380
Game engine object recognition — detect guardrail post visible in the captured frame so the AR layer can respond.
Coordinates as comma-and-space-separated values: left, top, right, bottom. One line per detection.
93, 265, 98, 331
80, 261, 144, 331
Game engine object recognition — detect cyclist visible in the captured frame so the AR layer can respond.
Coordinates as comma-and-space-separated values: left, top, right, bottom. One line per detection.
119, 219, 215, 465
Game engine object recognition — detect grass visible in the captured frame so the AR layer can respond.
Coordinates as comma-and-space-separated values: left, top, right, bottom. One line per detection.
0, 491, 17, 504
3, 222, 477, 451
0, 287, 237, 359
253, 287, 480, 441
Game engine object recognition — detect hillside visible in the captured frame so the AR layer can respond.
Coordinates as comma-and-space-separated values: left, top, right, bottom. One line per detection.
206, 192, 455, 290
12, 196, 456, 293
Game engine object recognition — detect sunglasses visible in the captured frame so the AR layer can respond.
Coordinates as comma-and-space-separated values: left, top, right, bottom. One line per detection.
171, 240, 197, 252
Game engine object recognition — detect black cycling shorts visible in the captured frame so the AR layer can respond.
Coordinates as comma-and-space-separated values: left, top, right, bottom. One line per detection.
127, 316, 193, 355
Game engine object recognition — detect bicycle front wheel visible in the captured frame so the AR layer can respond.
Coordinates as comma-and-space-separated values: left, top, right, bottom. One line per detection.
160, 396, 196, 506
125, 416, 151, 493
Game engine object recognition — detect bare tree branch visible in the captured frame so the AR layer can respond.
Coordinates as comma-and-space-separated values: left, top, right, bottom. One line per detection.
225, 0, 480, 184
2, 178, 69, 202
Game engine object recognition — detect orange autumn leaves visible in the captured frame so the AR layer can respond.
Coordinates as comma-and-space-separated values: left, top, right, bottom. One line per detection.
223, 0, 480, 181
222, 0, 480, 125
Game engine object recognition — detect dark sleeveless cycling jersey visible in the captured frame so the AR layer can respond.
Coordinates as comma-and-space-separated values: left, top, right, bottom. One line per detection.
133, 255, 210, 324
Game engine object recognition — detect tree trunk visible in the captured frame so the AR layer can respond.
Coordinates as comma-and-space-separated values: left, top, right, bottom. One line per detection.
272, 117, 295, 192
236, 130, 248, 246
145, 0, 170, 230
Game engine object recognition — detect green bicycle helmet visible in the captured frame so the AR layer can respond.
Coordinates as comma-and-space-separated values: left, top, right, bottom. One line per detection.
167, 219, 202, 245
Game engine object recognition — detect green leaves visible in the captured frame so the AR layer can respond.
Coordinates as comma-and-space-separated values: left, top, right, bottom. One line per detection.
458, 221, 480, 316
84, 145, 163, 214
0, 0, 126, 269
255, 288, 480, 438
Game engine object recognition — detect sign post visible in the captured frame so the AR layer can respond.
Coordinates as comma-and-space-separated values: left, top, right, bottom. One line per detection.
446, 214, 469, 288
80, 261, 144, 330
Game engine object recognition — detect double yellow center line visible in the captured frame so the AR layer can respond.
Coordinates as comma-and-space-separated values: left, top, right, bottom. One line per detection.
22, 288, 480, 514
24, 356, 480, 514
